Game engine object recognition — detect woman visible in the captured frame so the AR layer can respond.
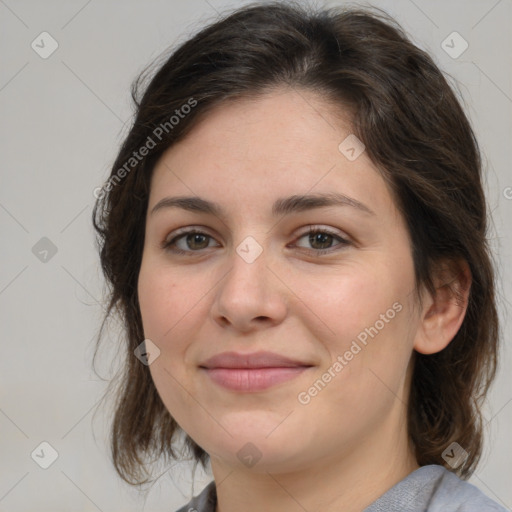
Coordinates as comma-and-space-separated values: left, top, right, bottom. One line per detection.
92, 2, 507, 511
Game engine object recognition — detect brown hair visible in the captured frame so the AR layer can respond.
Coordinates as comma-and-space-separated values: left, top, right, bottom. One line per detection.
92, 1, 500, 486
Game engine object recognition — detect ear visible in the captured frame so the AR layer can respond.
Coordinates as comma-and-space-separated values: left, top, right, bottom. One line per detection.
413, 258, 472, 355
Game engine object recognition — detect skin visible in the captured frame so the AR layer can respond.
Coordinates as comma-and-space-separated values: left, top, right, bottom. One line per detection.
137, 88, 471, 512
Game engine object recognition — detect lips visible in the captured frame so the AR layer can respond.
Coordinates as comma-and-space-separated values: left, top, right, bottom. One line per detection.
199, 351, 314, 392
199, 350, 312, 369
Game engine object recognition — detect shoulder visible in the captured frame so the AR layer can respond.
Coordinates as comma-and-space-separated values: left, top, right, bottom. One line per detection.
174, 480, 217, 512
364, 465, 508, 512
431, 466, 508, 511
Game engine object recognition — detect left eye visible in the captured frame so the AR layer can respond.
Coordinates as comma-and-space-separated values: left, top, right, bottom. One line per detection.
294, 228, 349, 254
162, 227, 350, 256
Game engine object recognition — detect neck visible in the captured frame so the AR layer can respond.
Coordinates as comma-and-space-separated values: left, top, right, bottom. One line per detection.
210, 410, 419, 512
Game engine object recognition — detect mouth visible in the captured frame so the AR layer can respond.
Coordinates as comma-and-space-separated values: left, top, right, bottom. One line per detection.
198, 350, 314, 392
199, 365, 313, 392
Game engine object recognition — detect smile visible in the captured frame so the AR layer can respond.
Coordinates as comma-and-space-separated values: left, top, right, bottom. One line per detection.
201, 366, 312, 392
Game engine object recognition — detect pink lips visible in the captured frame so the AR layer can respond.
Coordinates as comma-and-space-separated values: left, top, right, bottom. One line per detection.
199, 351, 313, 392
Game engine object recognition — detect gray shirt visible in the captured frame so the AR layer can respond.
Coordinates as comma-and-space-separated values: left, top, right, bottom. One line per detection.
175, 464, 509, 511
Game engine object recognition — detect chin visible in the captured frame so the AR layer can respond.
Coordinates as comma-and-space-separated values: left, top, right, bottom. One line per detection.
208, 437, 309, 474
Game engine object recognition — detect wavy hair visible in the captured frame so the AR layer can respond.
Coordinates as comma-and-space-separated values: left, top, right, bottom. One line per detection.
92, 1, 500, 485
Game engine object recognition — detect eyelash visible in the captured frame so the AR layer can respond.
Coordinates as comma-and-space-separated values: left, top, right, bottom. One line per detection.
162, 226, 351, 257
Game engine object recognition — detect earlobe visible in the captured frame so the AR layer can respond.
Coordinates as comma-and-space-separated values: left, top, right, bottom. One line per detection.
413, 259, 472, 355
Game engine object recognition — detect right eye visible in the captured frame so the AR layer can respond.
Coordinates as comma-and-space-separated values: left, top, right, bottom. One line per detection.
162, 228, 220, 256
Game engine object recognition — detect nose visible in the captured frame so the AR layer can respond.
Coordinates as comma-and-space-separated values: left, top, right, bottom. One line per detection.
210, 240, 288, 333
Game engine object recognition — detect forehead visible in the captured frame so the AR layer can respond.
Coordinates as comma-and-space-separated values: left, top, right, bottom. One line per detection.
148, 88, 397, 222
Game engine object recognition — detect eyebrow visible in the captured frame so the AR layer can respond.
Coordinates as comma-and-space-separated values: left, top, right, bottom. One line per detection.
150, 192, 375, 218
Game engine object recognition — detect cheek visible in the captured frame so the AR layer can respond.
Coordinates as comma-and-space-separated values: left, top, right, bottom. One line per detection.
138, 261, 206, 424
137, 258, 216, 384
290, 259, 409, 344
138, 259, 199, 342
293, 255, 415, 394
138, 266, 172, 340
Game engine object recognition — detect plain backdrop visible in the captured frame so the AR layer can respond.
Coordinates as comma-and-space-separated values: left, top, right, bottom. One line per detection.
1, 0, 511, 510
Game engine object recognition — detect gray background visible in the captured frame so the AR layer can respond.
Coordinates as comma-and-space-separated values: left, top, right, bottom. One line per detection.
1, 0, 511, 510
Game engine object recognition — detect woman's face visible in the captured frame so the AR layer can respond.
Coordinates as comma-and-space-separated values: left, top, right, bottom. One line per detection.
138, 88, 422, 473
